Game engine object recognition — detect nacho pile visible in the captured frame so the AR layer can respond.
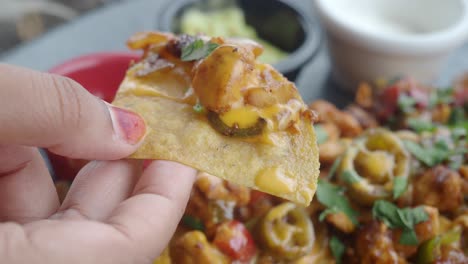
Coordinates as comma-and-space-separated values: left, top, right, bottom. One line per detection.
112, 32, 320, 205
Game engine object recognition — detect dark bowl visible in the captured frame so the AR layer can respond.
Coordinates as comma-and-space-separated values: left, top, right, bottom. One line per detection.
159, 0, 321, 81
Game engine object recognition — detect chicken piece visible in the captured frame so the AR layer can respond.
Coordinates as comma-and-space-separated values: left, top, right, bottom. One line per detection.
319, 140, 345, 165
192, 42, 300, 114
412, 166, 463, 213
345, 104, 379, 129
171, 231, 229, 264
338, 112, 364, 137
185, 173, 251, 237
309, 100, 341, 123
436, 246, 468, 264
309, 100, 362, 137
247, 190, 275, 219
459, 165, 468, 198
192, 45, 256, 112
431, 104, 452, 123
321, 122, 341, 141
354, 221, 407, 264
196, 172, 250, 206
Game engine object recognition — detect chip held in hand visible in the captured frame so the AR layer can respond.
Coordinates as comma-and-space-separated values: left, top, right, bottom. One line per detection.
112, 31, 320, 206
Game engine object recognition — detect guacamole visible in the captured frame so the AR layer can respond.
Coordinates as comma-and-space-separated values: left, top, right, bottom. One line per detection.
180, 7, 288, 64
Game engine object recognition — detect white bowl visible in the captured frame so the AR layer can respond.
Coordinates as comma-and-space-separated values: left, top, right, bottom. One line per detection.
313, 0, 468, 91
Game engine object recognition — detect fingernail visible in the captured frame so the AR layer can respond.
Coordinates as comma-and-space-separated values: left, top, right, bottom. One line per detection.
143, 159, 153, 169
106, 103, 146, 145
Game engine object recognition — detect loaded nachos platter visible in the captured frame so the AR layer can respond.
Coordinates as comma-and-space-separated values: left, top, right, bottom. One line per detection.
60, 32, 467, 263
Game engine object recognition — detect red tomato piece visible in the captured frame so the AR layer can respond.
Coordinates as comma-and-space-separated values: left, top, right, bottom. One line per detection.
408, 87, 429, 109
376, 85, 400, 121
454, 87, 468, 107
249, 190, 269, 204
213, 220, 257, 262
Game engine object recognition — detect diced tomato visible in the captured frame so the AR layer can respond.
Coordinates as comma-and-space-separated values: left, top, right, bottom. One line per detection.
213, 220, 257, 262
408, 87, 429, 109
454, 87, 468, 107
376, 85, 400, 121
249, 190, 269, 204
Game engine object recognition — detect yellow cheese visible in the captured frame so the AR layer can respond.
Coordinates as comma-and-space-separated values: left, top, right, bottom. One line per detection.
255, 167, 296, 195
219, 106, 259, 128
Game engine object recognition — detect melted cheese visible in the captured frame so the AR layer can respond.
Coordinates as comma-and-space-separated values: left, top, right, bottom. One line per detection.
218, 99, 305, 133
255, 167, 296, 195
219, 106, 259, 128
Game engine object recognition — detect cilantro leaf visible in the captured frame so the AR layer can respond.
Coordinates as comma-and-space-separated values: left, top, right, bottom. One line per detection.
400, 229, 419, 245
314, 124, 329, 145
327, 155, 343, 180
393, 177, 407, 199
341, 170, 361, 184
429, 88, 454, 108
319, 207, 339, 222
181, 39, 219, 61
372, 200, 404, 228
317, 180, 359, 225
403, 140, 451, 167
398, 94, 416, 113
399, 206, 428, 227
407, 118, 436, 133
448, 155, 464, 170
449, 108, 465, 126
181, 215, 205, 231
193, 102, 204, 113
372, 200, 428, 245
329, 236, 345, 264
451, 127, 466, 141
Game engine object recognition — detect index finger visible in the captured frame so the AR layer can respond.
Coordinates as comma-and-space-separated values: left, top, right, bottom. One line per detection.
0, 64, 146, 160
106, 160, 197, 258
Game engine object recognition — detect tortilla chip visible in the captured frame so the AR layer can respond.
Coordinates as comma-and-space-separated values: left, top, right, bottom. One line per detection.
111, 34, 320, 206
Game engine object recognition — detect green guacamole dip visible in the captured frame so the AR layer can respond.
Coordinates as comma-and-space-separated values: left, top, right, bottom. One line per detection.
180, 7, 288, 64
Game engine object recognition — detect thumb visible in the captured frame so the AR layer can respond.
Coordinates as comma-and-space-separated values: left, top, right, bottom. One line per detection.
0, 64, 146, 160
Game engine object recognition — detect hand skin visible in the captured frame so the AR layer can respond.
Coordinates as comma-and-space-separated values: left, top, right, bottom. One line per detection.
0, 64, 197, 263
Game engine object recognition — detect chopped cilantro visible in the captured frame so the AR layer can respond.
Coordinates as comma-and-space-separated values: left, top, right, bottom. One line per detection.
393, 177, 408, 199
340, 170, 361, 184
403, 140, 451, 167
329, 236, 345, 264
314, 124, 329, 145
181, 39, 219, 61
449, 107, 465, 126
450, 121, 468, 144
407, 118, 436, 133
193, 102, 204, 113
372, 200, 428, 245
181, 215, 205, 231
318, 207, 339, 221
398, 94, 416, 113
429, 88, 454, 108
317, 180, 359, 225
327, 155, 343, 180
451, 127, 466, 141
400, 229, 420, 245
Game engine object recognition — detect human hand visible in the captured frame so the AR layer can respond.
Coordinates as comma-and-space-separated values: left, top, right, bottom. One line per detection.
0, 64, 197, 263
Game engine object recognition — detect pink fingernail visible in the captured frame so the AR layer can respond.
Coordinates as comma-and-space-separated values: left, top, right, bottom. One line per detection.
143, 159, 153, 169
107, 104, 146, 145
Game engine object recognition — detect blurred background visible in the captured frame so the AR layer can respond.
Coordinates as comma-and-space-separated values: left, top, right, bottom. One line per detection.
0, 0, 466, 105
0, 0, 122, 55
